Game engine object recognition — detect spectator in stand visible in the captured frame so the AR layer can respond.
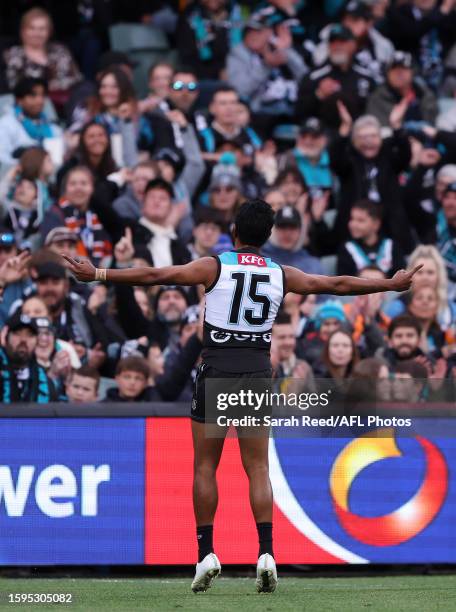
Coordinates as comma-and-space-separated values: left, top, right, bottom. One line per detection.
272, 167, 308, 207
406, 283, 446, 356
206, 161, 244, 230
431, 182, 456, 290
15, 261, 105, 362
176, 0, 244, 80
391, 360, 428, 403
329, 99, 415, 254
129, 178, 191, 268
297, 299, 347, 366
65, 366, 100, 403
0, 240, 32, 326
112, 161, 158, 221
188, 209, 224, 260
145, 62, 174, 110
227, 14, 308, 135
279, 117, 332, 190
3, 8, 82, 113
314, 329, 359, 380
271, 311, 314, 381
344, 267, 389, 358
0, 311, 57, 403
337, 199, 405, 277
196, 86, 262, 169
367, 51, 438, 128
42, 166, 112, 267
0, 173, 41, 251
0, 78, 63, 168
262, 205, 323, 274
159, 69, 201, 123
377, 314, 429, 368
387, 0, 456, 92
383, 245, 456, 342
57, 121, 117, 191
296, 24, 376, 131
313, 1, 394, 82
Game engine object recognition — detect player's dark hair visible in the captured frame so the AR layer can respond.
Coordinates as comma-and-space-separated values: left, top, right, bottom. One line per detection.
352, 199, 383, 221
14, 77, 48, 99
387, 315, 422, 338
116, 356, 150, 379
234, 199, 275, 247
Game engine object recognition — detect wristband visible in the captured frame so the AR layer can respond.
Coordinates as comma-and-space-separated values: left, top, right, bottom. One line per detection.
95, 268, 107, 281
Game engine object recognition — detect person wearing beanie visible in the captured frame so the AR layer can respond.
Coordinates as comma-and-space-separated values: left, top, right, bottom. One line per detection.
296, 298, 348, 367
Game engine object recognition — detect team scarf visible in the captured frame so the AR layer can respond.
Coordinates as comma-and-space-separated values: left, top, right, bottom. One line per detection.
59, 199, 112, 267
292, 148, 332, 188
190, 3, 243, 61
14, 105, 53, 143
0, 347, 52, 404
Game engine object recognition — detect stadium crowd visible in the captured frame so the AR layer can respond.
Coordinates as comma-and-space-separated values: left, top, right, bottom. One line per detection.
1, 0, 456, 404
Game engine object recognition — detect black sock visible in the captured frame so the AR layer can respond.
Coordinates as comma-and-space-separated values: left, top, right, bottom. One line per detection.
197, 525, 214, 562
257, 522, 274, 558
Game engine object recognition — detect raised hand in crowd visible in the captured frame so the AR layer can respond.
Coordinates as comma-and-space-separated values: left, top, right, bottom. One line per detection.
48, 350, 72, 381
0, 251, 31, 286
87, 284, 108, 315
337, 100, 352, 137
114, 227, 135, 265
317, 78, 341, 101
389, 97, 409, 131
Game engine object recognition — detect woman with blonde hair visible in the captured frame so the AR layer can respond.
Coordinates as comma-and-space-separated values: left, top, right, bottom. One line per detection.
383, 244, 456, 347
3, 8, 82, 112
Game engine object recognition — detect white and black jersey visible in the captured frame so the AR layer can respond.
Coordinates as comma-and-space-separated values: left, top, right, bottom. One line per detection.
202, 248, 286, 372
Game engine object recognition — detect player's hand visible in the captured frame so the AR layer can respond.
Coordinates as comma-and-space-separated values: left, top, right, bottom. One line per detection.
61, 255, 96, 282
390, 264, 423, 292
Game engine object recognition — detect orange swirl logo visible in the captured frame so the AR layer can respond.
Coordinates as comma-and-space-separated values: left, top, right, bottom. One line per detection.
329, 428, 448, 546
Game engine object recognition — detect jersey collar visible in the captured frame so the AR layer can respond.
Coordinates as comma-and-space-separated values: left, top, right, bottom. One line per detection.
231, 247, 260, 254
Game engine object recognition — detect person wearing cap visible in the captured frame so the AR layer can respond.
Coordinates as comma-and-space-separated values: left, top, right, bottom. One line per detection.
226, 16, 308, 131
25, 261, 99, 352
262, 205, 323, 274
367, 51, 438, 128
296, 24, 376, 131
176, 0, 244, 81
313, 1, 394, 81
45, 227, 79, 259
279, 117, 332, 189
0, 312, 57, 403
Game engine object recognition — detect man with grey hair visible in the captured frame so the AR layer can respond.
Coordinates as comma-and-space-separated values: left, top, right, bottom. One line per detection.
324, 99, 415, 254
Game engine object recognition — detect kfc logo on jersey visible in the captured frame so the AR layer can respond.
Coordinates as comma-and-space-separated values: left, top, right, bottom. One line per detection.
237, 254, 266, 266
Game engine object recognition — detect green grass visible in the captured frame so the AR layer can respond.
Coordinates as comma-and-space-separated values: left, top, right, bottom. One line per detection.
0, 575, 455, 612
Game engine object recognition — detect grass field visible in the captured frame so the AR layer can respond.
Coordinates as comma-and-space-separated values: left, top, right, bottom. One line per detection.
0, 575, 455, 612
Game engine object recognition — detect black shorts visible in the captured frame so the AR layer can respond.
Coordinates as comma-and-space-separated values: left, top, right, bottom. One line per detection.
191, 363, 273, 423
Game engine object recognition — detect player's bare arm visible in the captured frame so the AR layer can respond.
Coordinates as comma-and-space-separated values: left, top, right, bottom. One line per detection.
61, 255, 218, 290
283, 264, 423, 296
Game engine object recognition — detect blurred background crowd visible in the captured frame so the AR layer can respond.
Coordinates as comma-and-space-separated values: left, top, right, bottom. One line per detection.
1, 0, 456, 404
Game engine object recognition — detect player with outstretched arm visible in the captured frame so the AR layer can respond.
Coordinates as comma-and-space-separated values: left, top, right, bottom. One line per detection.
63, 200, 421, 594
